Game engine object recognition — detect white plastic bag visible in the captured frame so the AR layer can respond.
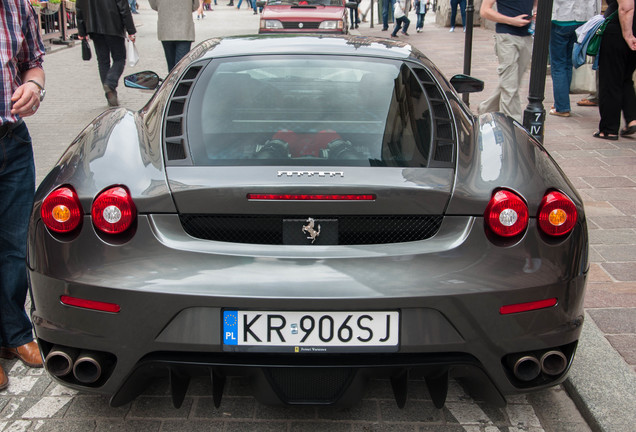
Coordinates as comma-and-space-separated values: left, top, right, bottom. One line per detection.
127, 39, 139, 68
570, 59, 596, 94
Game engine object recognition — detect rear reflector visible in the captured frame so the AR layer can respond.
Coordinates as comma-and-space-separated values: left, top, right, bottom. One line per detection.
60, 295, 121, 313
499, 298, 557, 315
247, 194, 375, 201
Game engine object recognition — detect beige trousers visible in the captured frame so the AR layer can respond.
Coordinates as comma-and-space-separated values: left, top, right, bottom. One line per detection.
478, 33, 533, 122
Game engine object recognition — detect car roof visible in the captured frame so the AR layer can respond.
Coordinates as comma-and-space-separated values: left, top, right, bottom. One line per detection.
192, 35, 418, 62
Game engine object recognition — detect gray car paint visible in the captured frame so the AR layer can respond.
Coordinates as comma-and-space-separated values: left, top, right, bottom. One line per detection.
27, 35, 588, 406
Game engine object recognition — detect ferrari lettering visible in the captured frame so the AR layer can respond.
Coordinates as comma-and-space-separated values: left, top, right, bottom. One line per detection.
277, 170, 344, 178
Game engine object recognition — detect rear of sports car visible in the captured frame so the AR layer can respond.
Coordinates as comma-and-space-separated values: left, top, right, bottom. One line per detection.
27, 39, 588, 409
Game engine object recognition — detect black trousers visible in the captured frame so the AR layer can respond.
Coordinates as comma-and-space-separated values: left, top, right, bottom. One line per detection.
598, 26, 636, 135
90, 33, 126, 90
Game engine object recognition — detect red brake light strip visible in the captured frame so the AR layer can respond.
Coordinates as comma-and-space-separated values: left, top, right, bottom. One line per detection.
247, 194, 375, 201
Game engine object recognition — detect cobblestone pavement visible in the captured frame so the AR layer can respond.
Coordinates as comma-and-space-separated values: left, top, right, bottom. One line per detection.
2, 2, 633, 431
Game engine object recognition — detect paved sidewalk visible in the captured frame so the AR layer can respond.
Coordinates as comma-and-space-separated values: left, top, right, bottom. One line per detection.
6, 3, 635, 431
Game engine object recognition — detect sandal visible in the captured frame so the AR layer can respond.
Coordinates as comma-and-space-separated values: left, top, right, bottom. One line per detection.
593, 131, 618, 141
619, 124, 636, 136
577, 98, 598, 107
549, 108, 570, 117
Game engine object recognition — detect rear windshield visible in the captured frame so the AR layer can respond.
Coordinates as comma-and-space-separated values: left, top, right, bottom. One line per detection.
185, 56, 438, 167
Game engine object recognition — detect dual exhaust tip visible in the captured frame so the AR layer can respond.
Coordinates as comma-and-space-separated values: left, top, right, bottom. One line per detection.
511, 350, 568, 382
44, 346, 104, 384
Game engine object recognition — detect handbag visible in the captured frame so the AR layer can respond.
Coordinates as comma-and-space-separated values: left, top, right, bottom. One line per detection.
127, 38, 139, 67
587, 11, 617, 57
570, 59, 596, 94
81, 39, 91, 61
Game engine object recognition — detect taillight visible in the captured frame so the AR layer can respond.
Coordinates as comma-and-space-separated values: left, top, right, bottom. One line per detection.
484, 189, 528, 237
538, 191, 577, 236
91, 186, 136, 234
41, 186, 83, 233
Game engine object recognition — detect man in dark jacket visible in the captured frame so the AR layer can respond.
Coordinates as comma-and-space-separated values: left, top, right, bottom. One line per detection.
76, 0, 137, 107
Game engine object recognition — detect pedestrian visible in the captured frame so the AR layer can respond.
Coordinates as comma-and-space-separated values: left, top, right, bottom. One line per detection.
350, 0, 361, 29
0, 0, 47, 391
449, 0, 466, 32
128, 0, 139, 14
594, 0, 636, 140
391, 0, 411, 37
549, 0, 600, 117
76, 0, 137, 107
414, 0, 429, 32
197, 0, 206, 19
477, 0, 536, 122
149, 0, 200, 72
382, 0, 396, 31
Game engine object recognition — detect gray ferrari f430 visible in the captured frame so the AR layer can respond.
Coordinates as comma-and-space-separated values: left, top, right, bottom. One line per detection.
28, 35, 588, 409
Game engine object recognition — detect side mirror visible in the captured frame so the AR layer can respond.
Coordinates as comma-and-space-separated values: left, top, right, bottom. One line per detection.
450, 74, 484, 94
256, 1, 266, 7
124, 71, 162, 90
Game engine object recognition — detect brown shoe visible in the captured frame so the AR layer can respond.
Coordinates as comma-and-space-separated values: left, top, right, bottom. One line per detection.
0, 363, 7, 390
103, 84, 119, 107
0, 341, 43, 368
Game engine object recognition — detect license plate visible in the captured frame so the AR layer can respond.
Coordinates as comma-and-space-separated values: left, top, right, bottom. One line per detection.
222, 310, 399, 353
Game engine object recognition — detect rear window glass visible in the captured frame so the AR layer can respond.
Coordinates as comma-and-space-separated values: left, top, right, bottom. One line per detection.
186, 56, 436, 167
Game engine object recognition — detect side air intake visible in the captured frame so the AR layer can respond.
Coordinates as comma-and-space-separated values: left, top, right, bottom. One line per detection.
163, 66, 203, 161
413, 68, 456, 164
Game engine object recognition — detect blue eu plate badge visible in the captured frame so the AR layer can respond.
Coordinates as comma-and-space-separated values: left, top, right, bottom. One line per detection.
223, 311, 238, 345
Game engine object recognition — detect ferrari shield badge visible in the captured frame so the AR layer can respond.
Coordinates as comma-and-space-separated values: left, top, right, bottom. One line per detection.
302, 218, 320, 243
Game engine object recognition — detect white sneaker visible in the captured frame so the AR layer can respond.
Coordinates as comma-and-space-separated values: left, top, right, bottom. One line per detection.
449, 27, 455, 32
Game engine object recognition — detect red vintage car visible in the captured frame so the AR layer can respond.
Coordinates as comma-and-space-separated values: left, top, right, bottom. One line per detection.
258, 0, 357, 34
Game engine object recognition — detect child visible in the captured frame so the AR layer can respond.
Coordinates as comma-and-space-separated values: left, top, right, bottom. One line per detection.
414, 0, 428, 33
391, 0, 410, 37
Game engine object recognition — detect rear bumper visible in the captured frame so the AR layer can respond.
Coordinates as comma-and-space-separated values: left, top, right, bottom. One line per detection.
28, 214, 588, 406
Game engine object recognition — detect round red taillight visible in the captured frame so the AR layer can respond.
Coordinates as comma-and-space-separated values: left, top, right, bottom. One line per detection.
538, 191, 577, 236
484, 189, 529, 237
41, 186, 83, 233
91, 186, 136, 234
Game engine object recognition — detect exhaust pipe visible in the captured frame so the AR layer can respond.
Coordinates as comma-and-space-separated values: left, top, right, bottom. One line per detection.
73, 351, 104, 384
45, 346, 79, 377
512, 355, 541, 382
540, 350, 567, 376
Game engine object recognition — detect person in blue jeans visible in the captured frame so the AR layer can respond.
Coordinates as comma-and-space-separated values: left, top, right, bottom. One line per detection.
382, 0, 396, 31
549, 0, 599, 117
391, 0, 410, 37
128, 0, 139, 14
0, 0, 47, 391
149, 0, 199, 72
414, 0, 429, 32
449, 0, 466, 32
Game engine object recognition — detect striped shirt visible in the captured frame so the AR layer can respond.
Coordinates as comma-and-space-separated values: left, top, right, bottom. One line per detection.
1, 0, 46, 125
